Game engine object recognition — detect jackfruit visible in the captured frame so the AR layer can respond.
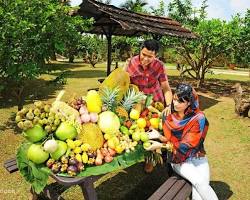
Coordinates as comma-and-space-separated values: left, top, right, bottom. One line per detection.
99, 68, 130, 102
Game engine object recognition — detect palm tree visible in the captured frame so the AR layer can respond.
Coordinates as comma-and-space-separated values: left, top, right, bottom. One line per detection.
120, 0, 148, 13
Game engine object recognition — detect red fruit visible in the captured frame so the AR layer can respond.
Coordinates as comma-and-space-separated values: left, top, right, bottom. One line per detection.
108, 147, 116, 156
146, 120, 151, 128
104, 155, 113, 163
140, 108, 149, 118
100, 148, 109, 157
124, 120, 132, 128
152, 113, 159, 118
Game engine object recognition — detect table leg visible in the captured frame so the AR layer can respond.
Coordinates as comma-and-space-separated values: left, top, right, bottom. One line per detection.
43, 185, 66, 200
79, 177, 98, 200
29, 187, 38, 200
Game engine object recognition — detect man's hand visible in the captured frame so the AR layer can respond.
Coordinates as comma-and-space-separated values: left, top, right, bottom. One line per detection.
162, 105, 171, 116
144, 140, 163, 151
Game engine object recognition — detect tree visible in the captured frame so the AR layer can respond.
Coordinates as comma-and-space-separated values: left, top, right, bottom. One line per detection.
234, 9, 250, 67
168, 0, 195, 26
120, 0, 148, 13
150, 0, 165, 16
80, 35, 106, 68
112, 36, 139, 61
0, 0, 92, 109
171, 19, 236, 86
163, 0, 241, 87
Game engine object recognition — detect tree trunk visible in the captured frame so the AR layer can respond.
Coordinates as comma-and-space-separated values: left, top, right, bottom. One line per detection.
197, 78, 205, 88
195, 70, 201, 87
15, 87, 25, 111
233, 83, 250, 117
50, 51, 57, 61
69, 55, 74, 63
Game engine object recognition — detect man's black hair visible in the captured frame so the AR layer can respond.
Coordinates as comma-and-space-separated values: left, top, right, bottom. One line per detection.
141, 39, 159, 53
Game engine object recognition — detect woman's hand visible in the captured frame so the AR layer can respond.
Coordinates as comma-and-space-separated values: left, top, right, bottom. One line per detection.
146, 128, 161, 139
146, 128, 168, 142
144, 140, 163, 151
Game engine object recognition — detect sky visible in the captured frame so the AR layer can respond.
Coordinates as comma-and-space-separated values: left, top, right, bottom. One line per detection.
70, 0, 250, 21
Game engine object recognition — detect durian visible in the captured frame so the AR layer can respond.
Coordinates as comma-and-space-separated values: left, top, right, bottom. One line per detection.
78, 123, 104, 150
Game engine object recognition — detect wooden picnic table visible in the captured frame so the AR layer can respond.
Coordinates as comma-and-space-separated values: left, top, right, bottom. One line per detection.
4, 158, 102, 200
4, 157, 191, 200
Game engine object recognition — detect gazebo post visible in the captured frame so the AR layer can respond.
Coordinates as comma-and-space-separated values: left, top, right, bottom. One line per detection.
107, 33, 112, 76
102, 25, 115, 76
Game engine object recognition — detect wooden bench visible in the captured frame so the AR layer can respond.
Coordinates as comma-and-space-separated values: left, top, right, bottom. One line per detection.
147, 174, 192, 200
4, 158, 101, 200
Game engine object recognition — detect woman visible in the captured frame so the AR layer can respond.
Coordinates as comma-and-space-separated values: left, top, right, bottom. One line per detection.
146, 83, 218, 200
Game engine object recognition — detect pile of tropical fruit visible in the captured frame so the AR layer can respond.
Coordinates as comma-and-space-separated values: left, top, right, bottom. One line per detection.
15, 68, 165, 177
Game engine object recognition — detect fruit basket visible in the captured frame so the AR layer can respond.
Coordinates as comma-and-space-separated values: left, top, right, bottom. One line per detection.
15, 68, 166, 193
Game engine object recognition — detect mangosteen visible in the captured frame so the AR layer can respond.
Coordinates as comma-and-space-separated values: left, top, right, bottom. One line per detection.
69, 158, 78, 165
77, 162, 84, 172
46, 158, 55, 168
51, 163, 60, 174
67, 165, 78, 176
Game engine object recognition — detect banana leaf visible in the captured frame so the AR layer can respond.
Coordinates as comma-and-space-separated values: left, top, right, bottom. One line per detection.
16, 142, 51, 194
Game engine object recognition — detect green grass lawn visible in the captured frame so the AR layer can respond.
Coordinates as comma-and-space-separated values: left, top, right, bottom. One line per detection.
0, 61, 249, 200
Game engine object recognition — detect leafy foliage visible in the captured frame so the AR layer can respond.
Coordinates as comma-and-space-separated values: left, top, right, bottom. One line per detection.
119, 0, 148, 13
234, 9, 250, 66
0, 0, 92, 108
163, 0, 245, 86
150, 0, 165, 16
80, 35, 106, 67
168, 0, 194, 26
112, 36, 140, 61
16, 142, 50, 194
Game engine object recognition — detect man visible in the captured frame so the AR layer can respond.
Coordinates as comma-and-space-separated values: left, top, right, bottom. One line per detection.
125, 39, 172, 115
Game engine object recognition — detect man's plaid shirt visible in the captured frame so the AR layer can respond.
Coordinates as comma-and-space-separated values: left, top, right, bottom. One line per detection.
126, 55, 168, 103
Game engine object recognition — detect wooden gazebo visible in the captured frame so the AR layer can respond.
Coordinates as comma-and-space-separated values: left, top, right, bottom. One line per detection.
76, 0, 197, 75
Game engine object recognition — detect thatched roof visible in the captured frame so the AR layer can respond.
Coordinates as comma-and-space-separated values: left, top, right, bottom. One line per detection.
77, 0, 197, 39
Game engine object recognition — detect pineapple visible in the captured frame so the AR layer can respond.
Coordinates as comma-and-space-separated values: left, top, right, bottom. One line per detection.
121, 88, 145, 112
133, 103, 143, 113
129, 84, 139, 92
99, 86, 119, 111
115, 106, 129, 120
